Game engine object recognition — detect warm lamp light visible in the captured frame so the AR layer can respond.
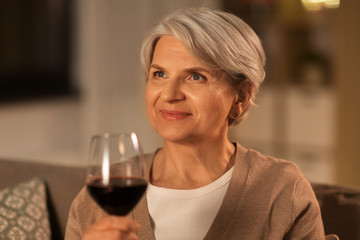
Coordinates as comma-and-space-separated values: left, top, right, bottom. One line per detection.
324, 0, 340, 8
301, 0, 340, 11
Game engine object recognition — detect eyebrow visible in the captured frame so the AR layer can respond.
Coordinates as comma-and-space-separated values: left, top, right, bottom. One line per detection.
149, 64, 213, 75
149, 64, 164, 70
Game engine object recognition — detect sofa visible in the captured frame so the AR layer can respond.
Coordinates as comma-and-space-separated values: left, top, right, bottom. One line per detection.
0, 158, 359, 240
0, 159, 86, 240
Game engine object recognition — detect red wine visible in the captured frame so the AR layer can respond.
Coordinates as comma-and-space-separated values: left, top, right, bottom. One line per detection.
87, 177, 147, 216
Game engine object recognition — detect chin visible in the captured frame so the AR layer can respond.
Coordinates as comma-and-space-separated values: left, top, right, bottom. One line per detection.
155, 128, 193, 143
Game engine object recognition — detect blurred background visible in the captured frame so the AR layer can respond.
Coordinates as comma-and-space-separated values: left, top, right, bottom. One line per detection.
0, 0, 359, 187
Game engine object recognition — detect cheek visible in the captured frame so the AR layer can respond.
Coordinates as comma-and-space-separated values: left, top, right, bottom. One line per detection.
206, 99, 231, 117
145, 86, 153, 109
145, 84, 159, 117
193, 89, 233, 117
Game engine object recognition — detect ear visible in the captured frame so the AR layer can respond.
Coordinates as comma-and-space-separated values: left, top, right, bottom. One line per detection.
229, 80, 254, 120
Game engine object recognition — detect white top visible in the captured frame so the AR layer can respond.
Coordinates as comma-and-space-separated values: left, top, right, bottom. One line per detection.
146, 167, 234, 240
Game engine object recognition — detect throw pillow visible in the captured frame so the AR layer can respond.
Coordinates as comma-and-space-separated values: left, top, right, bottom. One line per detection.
0, 178, 51, 240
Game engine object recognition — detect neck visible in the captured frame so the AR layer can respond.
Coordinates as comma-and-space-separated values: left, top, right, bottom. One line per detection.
151, 139, 235, 189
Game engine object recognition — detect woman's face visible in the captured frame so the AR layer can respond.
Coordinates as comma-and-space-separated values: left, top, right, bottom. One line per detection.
145, 35, 236, 144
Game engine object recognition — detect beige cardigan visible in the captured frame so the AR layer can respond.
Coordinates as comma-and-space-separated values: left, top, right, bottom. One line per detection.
65, 143, 325, 240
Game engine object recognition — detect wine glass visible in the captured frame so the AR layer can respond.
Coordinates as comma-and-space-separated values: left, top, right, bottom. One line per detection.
86, 133, 147, 216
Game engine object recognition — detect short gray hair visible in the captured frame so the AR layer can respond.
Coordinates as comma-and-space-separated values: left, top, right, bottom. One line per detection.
140, 7, 266, 126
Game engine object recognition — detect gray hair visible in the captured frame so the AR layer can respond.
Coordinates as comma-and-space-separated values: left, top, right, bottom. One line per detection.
140, 8, 266, 126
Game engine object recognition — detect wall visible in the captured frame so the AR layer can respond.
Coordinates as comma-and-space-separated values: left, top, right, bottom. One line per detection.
335, 0, 360, 187
0, 0, 220, 166
0, 98, 81, 165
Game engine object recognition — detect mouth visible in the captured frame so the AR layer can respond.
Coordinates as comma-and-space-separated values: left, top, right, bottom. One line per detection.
159, 109, 192, 120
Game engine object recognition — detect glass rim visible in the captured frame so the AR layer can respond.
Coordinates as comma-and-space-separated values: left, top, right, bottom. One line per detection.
91, 132, 138, 139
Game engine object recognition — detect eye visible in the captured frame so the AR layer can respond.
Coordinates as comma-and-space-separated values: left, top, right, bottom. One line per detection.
190, 72, 206, 81
153, 71, 166, 78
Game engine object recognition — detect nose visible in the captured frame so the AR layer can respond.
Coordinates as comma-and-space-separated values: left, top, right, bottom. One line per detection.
160, 78, 185, 102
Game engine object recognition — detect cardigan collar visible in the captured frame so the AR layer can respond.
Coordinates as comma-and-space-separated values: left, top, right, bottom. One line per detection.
132, 143, 251, 240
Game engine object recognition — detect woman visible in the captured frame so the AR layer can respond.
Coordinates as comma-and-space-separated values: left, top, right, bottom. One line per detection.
65, 8, 325, 240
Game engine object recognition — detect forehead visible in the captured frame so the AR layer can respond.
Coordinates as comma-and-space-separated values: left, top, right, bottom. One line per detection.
153, 36, 203, 64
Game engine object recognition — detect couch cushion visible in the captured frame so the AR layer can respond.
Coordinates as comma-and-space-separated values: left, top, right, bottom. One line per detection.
0, 178, 51, 240
0, 159, 86, 239
312, 183, 360, 240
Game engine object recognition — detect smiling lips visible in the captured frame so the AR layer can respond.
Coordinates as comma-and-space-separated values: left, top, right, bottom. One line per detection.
160, 109, 192, 120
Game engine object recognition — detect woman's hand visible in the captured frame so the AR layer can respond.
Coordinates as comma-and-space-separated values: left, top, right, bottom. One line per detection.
83, 216, 140, 240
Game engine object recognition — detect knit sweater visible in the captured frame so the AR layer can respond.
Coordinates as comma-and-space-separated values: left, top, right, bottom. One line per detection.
65, 143, 325, 240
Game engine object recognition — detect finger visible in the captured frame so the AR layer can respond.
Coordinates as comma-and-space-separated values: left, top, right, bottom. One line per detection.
88, 216, 140, 232
124, 232, 139, 240
83, 229, 139, 240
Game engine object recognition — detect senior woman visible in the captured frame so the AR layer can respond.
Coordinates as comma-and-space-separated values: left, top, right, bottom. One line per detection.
65, 8, 325, 240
